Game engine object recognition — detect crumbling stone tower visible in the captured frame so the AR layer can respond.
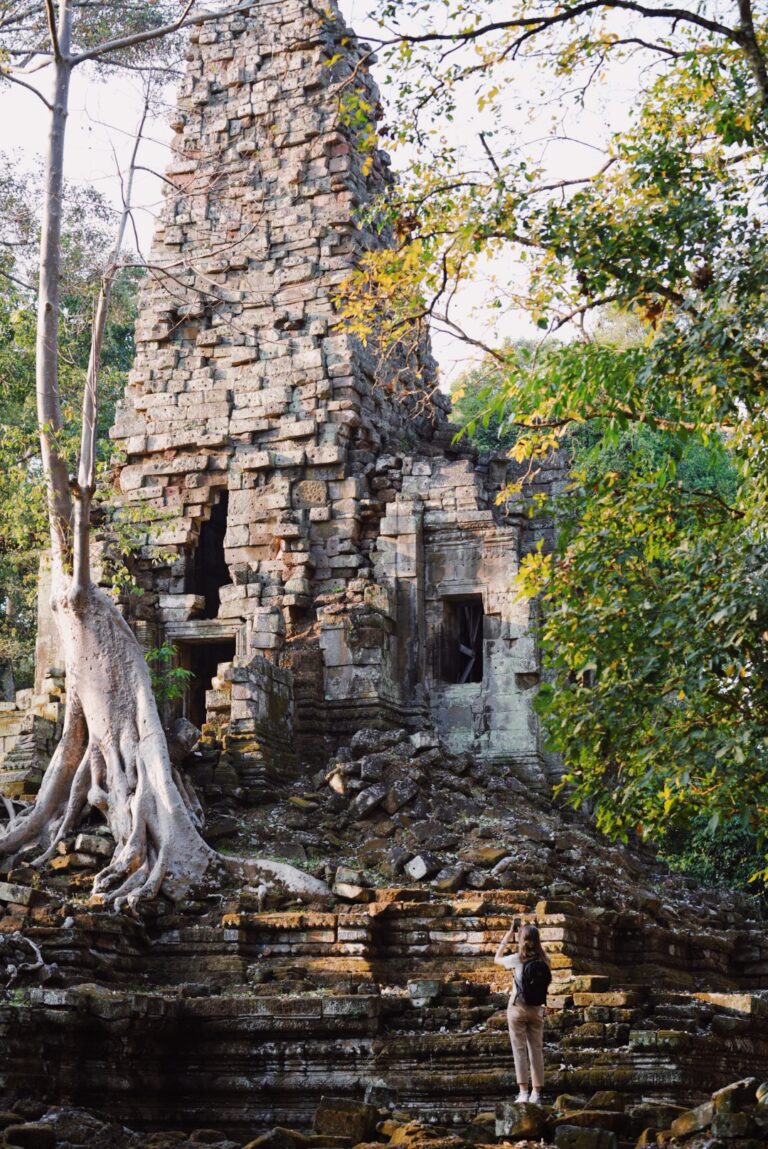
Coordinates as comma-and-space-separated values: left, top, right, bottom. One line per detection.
107, 0, 551, 799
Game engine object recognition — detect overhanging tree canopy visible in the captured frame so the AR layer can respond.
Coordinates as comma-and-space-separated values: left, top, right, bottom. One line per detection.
0, 0, 328, 907
345, 0, 768, 873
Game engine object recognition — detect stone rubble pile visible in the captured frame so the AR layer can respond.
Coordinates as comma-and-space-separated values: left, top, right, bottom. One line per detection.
208, 725, 765, 983
6, 1079, 756, 1149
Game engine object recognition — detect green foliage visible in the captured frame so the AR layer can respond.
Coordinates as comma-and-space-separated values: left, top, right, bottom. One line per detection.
659, 816, 766, 906
519, 422, 768, 862
145, 644, 193, 704
449, 345, 532, 452
0, 2, 189, 75
350, 0, 768, 878
0, 158, 141, 687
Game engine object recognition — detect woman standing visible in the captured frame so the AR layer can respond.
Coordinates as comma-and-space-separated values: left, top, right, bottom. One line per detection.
495, 919, 551, 1104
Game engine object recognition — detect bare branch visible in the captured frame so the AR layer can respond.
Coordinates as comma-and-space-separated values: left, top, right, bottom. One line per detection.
736, 0, 768, 104
479, 131, 501, 175
0, 68, 53, 109
377, 1, 735, 52
69, 0, 253, 65
0, 266, 36, 292
43, 0, 60, 60
530, 157, 617, 195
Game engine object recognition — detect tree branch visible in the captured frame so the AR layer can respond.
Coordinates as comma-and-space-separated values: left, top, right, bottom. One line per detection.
69, 0, 253, 65
379, 1, 735, 51
735, 0, 768, 105
0, 69, 53, 109
43, 0, 60, 60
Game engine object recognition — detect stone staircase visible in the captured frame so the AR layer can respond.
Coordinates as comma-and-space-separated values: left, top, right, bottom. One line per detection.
0, 886, 766, 1137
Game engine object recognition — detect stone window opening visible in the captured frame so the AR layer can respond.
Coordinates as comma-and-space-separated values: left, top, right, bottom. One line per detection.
442, 596, 484, 684
175, 638, 236, 730
188, 492, 231, 619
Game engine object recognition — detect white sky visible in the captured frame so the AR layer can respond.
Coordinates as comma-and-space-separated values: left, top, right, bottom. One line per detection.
0, 1, 645, 385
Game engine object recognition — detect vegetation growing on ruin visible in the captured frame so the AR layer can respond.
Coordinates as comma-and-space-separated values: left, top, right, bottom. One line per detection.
349, 0, 768, 876
449, 344, 528, 453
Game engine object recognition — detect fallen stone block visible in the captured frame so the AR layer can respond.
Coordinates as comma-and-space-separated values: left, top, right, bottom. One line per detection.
670, 1101, 714, 1137
712, 1111, 755, 1139
351, 783, 387, 818
382, 779, 419, 814
314, 1097, 379, 1142
712, 1077, 758, 1112
0, 882, 40, 908
587, 1092, 625, 1113
242, 1129, 307, 1149
554, 1125, 617, 1149
463, 845, 509, 867
4, 1124, 57, 1149
627, 1103, 686, 1132
405, 852, 442, 881
495, 1101, 547, 1139
433, 866, 466, 893
554, 1110, 627, 1134
332, 866, 371, 902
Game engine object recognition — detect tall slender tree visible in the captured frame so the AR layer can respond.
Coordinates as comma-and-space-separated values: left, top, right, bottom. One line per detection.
0, 0, 328, 906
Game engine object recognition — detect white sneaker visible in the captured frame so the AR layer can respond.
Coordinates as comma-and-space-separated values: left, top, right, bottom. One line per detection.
530, 1090, 541, 1105
516, 1090, 530, 1104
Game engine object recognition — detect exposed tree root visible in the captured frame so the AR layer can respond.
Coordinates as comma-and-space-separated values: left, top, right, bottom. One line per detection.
0, 583, 329, 908
0, 931, 54, 987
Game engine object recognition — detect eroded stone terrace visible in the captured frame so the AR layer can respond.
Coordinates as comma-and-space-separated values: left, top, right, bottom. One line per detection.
0, 870, 766, 1136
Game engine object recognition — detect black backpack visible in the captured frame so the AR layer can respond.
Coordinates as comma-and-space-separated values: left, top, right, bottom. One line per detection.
515, 958, 551, 1006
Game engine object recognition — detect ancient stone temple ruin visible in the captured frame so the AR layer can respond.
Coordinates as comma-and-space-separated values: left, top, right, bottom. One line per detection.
0, 2, 767, 1147
98, 0, 553, 795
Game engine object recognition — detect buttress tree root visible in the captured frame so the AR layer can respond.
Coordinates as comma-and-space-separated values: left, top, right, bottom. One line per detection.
0, 584, 329, 908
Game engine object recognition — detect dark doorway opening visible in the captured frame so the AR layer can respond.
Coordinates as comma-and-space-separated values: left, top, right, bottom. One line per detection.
442, 596, 484, 684
188, 493, 231, 619
176, 639, 236, 730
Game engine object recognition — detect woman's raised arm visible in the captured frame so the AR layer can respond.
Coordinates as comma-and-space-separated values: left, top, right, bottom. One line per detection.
494, 921, 517, 965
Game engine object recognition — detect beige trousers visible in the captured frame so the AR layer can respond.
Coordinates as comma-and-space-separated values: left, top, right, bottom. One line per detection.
507, 1000, 545, 1088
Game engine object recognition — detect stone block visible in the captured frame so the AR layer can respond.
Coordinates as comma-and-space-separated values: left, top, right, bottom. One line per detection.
363, 583, 392, 615
405, 852, 442, 881
711, 1112, 754, 1139
314, 1098, 379, 1142
292, 479, 327, 507
0, 882, 37, 907
350, 783, 387, 819
332, 881, 371, 903
242, 1129, 304, 1149
670, 1102, 714, 1137
359, 755, 383, 782
382, 779, 419, 814
463, 845, 509, 867
4, 1124, 56, 1149
495, 1103, 546, 1140
587, 1093, 625, 1113
712, 1078, 758, 1113
554, 1126, 617, 1149
74, 834, 114, 859
554, 1111, 627, 1134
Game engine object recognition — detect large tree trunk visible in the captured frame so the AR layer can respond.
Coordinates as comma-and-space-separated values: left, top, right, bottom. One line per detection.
1, 586, 212, 906
1, 579, 329, 907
